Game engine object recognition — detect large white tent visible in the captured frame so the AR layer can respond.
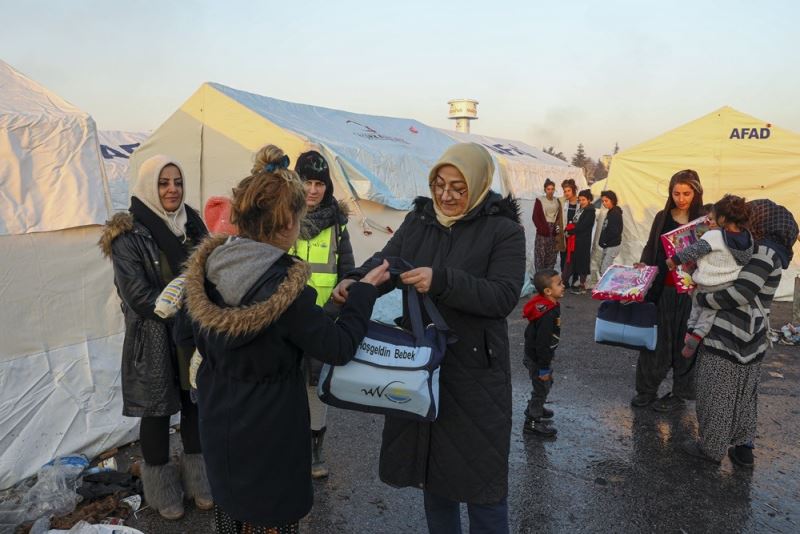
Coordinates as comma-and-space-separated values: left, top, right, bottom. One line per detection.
130, 82, 587, 282
0, 60, 133, 489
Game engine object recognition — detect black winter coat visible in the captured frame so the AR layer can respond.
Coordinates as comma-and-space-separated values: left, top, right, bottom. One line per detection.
100, 212, 181, 417
182, 236, 378, 526
599, 206, 623, 248
349, 192, 526, 504
566, 206, 595, 276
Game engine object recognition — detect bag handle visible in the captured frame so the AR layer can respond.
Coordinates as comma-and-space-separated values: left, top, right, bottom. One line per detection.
379, 256, 452, 343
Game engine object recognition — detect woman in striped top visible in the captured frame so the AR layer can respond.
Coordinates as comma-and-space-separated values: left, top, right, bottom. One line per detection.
682, 199, 799, 466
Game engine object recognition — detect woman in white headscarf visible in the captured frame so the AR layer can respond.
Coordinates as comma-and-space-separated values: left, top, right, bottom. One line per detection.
99, 155, 210, 520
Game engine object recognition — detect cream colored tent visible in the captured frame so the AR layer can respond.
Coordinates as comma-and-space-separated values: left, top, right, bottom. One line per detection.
0, 60, 133, 489
130, 83, 586, 281
593, 106, 800, 299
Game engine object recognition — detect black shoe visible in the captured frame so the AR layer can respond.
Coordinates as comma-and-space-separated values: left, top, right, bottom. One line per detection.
652, 393, 686, 413
630, 393, 657, 408
728, 445, 754, 467
541, 407, 554, 420
681, 440, 721, 464
523, 417, 557, 437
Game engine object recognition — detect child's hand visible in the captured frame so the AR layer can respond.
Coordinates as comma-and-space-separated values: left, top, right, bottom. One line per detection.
666, 258, 676, 271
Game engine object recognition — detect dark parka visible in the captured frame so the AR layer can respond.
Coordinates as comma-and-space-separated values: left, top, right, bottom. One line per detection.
182, 236, 378, 526
99, 212, 182, 417
349, 192, 526, 504
566, 205, 596, 276
598, 205, 623, 249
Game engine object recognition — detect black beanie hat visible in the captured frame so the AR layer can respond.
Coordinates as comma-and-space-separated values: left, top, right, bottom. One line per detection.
295, 151, 334, 205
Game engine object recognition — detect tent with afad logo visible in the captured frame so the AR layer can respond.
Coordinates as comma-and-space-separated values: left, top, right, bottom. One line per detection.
129, 82, 586, 291
592, 106, 800, 300
0, 60, 133, 490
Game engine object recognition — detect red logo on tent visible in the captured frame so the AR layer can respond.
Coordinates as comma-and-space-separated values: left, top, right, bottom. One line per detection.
409, 126, 419, 134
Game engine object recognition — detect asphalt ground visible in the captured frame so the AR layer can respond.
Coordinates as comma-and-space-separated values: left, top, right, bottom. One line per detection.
122, 295, 800, 534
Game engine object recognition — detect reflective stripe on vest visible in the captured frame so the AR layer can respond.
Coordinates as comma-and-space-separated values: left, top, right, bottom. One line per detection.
290, 225, 343, 306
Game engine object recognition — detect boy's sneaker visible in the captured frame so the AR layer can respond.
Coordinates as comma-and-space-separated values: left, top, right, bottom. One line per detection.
728, 445, 754, 467
523, 417, 557, 438
541, 407, 554, 420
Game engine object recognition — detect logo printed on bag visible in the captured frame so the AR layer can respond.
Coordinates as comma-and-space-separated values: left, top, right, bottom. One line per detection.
359, 341, 418, 361
361, 380, 412, 404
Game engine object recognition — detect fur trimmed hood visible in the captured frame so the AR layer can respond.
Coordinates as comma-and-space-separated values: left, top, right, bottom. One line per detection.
98, 212, 137, 258
183, 236, 311, 339
412, 192, 521, 225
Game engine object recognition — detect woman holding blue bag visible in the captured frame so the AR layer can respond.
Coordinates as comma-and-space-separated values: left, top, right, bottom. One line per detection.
631, 169, 704, 412
182, 145, 389, 533
334, 143, 526, 534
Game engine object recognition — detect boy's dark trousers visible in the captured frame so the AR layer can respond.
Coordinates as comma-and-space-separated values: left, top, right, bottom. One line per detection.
524, 360, 553, 419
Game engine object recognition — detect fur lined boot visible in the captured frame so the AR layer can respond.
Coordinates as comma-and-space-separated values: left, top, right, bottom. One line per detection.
311, 428, 329, 479
140, 460, 185, 520
181, 453, 214, 510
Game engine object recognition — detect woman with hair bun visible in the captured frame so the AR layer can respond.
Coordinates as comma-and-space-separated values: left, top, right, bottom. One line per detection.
532, 178, 563, 271
182, 144, 390, 533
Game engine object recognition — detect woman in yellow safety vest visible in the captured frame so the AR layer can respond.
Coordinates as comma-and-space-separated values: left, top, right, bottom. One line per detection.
291, 150, 354, 479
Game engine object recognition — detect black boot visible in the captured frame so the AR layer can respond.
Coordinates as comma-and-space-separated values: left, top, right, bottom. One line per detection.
311, 427, 329, 479
523, 417, 557, 438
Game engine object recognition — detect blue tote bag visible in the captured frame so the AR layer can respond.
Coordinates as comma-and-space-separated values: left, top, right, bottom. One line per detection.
594, 300, 658, 351
318, 259, 452, 421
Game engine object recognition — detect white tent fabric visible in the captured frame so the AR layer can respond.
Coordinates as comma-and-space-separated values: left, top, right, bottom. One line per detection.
0, 60, 111, 235
130, 83, 587, 297
0, 62, 131, 489
98, 130, 149, 210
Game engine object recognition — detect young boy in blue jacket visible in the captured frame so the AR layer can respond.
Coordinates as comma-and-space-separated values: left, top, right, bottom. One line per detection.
523, 269, 565, 437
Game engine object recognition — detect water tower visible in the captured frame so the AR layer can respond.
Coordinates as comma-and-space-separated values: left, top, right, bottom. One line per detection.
448, 99, 479, 133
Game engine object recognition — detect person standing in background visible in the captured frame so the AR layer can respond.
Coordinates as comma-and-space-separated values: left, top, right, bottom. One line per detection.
533, 178, 564, 271
598, 190, 624, 276
559, 179, 579, 287
290, 150, 355, 479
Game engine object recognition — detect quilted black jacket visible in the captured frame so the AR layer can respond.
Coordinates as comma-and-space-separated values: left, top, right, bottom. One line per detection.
349, 192, 526, 504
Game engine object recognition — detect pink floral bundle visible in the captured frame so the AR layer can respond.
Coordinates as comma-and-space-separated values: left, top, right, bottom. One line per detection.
592, 265, 659, 302
660, 216, 711, 293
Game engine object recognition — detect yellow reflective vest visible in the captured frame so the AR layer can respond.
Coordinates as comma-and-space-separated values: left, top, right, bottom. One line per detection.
290, 225, 345, 306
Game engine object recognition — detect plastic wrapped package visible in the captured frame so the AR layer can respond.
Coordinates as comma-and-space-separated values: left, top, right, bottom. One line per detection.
592, 265, 659, 302
660, 216, 711, 293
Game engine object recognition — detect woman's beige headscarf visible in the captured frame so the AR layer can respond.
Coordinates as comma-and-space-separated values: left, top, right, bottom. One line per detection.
131, 154, 188, 240
427, 143, 494, 228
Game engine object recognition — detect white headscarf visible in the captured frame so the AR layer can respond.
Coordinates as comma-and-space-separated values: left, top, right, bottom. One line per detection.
132, 155, 188, 240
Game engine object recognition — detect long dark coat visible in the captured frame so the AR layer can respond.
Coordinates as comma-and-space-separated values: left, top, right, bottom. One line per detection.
567, 205, 596, 276
182, 236, 378, 526
100, 212, 181, 417
350, 192, 526, 504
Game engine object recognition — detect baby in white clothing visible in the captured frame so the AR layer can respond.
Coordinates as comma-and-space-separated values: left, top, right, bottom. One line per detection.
667, 195, 754, 358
